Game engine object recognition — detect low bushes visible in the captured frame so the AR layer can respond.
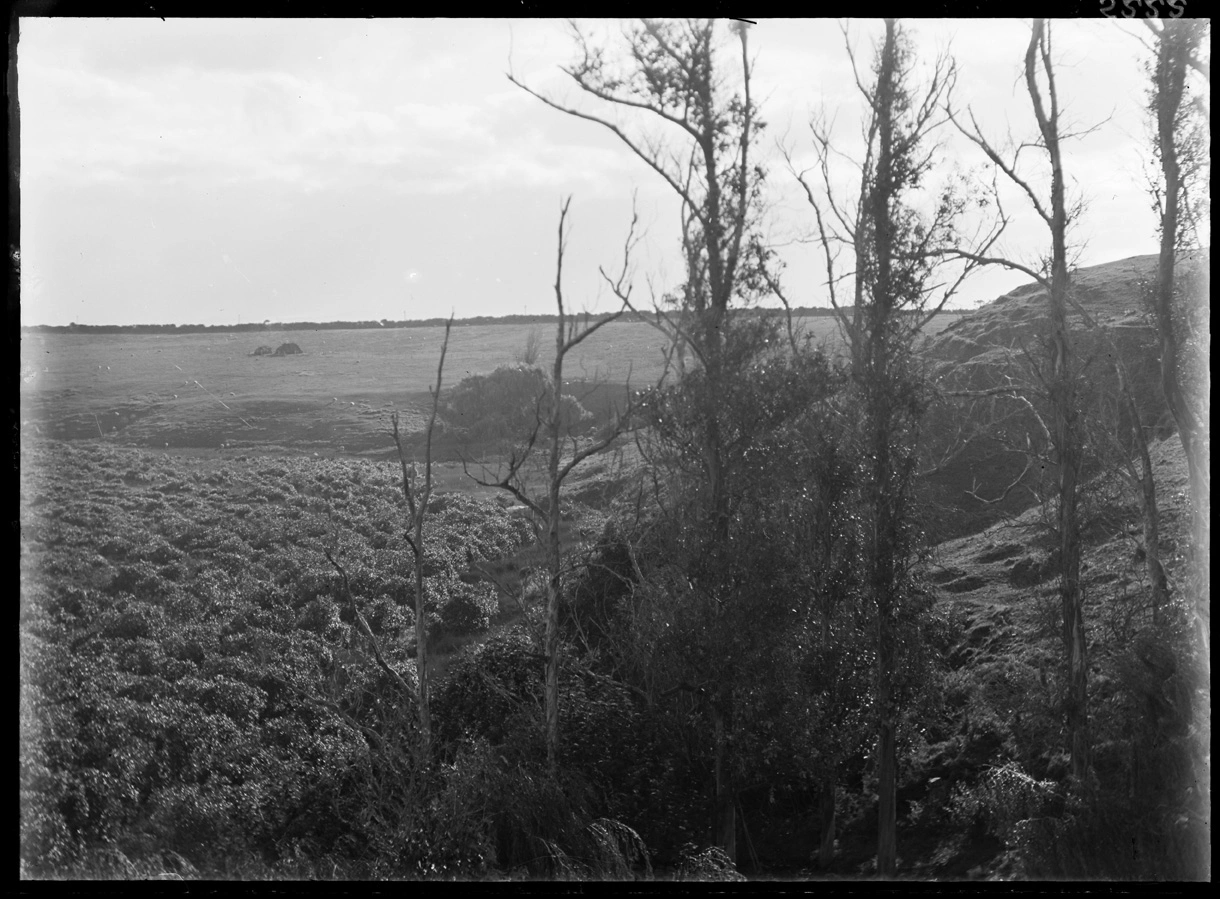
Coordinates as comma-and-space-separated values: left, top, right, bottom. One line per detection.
19, 441, 529, 878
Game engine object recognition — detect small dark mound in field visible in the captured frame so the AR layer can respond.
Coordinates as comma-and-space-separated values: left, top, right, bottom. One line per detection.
251, 345, 274, 356
273, 342, 303, 356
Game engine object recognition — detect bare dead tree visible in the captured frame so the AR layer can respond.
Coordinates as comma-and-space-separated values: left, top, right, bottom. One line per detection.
942, 18, 1092, 781
469, 197, 637, 767
390, 314, 454, 755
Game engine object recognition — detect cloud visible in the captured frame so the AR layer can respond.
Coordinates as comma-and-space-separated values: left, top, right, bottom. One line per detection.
19, 18, 1169, 326
76, 17, 355, 76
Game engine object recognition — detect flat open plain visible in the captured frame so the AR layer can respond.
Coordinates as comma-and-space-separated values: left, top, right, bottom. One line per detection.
20, 315, 963, 458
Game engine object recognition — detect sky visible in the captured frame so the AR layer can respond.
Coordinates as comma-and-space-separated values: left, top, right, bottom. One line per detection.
18, 17, 1181, 327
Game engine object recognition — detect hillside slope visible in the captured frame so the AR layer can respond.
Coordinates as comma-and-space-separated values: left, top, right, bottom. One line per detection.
916, 251, 1207, 541
906, 432, 1203, 878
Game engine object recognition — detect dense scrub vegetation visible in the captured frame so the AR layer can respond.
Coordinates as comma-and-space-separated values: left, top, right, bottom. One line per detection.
19, 441, 534, 878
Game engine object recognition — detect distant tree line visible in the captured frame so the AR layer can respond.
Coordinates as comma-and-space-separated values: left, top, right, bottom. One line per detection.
22, 308, 856, 336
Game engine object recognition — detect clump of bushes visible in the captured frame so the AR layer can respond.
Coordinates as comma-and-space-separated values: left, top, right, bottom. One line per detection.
439, 584, 498, 636
947, 761, 1059, 845
441, 366, 593, 448
676, 844, 746, 882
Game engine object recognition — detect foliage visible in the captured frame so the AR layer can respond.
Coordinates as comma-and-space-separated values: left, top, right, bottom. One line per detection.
676, 843, 747, 882
433, 643, 651, 878
441, 365, 593, 449
587, 341, 906, 864
19, 440, 526, 878
948, 762, 1059, 846
439, 583, 499, 637
432, 630, 545, 748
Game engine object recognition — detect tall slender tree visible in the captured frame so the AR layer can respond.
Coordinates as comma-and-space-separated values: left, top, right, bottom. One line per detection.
1143, 19, 1210, 880
1144, 17, 1210, 656
511, 19, 768, 861
791, 19, 986, 874
945, 18, 1091, 781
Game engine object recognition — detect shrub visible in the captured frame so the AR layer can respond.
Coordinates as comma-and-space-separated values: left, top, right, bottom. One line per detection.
433, 630, 544, 747
100, 602, 163, 641
367, 596, 412, 636
676, 843, 746, 882
297, 598, 341, 636
105, 561, 169, 600
391, 742, 498, 877
947, 761, 1059, 846
439, 584, 498, 636
587, 818, 652, 881
20, 752, 79, 872
484, 758, 597, 877
1011, 620, 1209, 881
1008, 775, 1209, 880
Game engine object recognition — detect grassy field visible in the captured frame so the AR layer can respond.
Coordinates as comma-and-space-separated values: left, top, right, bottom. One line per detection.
20, 315, 964, 457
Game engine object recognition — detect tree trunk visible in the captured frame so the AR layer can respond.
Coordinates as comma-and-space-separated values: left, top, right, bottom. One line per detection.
1027, 18, 1089, 781
711, 702, 737, 865
875, 557, 898, 877
545, 322, 565, 768
414, 540, 430, 752
819, 594, 837, 870
544, 567, 560, 768
1152, 20, 1210, 656
870, 20, 900, 878
1118, 367, 1171, 621
1186, 450, 1209, 652
1139, 442, 1170, 625
818, 774, 837, 868
395, 317, 452, 758
1050, 314, 1087, 778
704, 413, 729, 545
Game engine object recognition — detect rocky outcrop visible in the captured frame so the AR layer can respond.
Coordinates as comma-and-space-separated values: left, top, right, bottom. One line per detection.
272, 342, 303, 356
250, 345, 274, 356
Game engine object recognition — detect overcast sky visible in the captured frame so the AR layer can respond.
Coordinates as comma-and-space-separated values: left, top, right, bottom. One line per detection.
19, 17, 1170, 327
